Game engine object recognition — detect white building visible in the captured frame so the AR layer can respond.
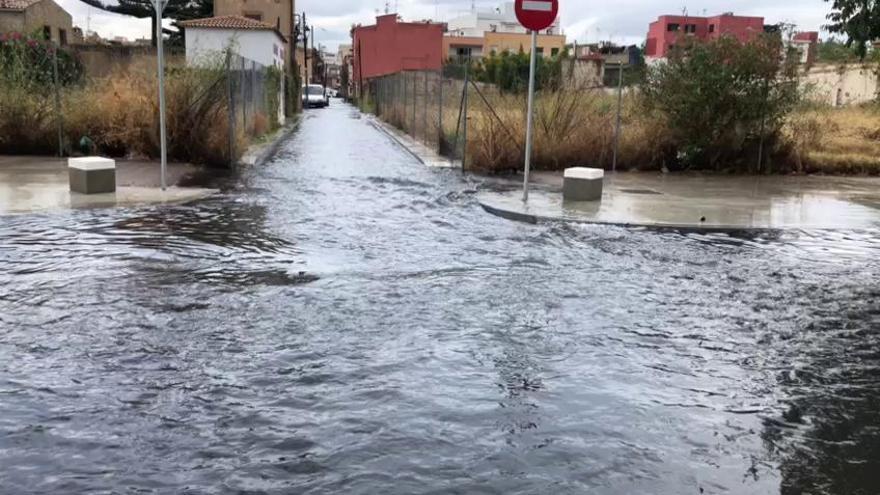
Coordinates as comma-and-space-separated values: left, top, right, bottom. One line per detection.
181, 15, 286, 68
446, 1, 561, 37
181, 15, 287, 123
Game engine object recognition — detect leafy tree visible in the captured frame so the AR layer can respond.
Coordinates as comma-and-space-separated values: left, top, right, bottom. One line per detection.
468, 49, 565, 93
817, 38, 861, 63
75, 0, 212, 46
0, 32, 83, 86
641, 34, 801, 171
825, 0, 880, 59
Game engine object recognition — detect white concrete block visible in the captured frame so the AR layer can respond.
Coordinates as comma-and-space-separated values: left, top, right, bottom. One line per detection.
68, 157, 116, 194
564, 167, 604, 180
68, 157, 116, 171
563, 167, 604, 202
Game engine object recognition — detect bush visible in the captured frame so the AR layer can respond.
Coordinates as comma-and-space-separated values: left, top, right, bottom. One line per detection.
445, 49, 566, 93
0, 32, 83, 86
641, 34, 802, 171
0, 62, 246, 166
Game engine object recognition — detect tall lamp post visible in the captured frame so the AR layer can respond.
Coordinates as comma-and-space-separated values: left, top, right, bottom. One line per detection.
150, 0, 168, 191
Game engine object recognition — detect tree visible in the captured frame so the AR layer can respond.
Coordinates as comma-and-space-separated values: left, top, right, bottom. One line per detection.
75, 0, 211, 46
825, 0, 880, 59
642, 34, 801, 171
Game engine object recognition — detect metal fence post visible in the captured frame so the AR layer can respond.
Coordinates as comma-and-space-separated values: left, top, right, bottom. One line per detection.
252, 61, 258, 121
403, 72, 408, 132
423, 71, 428, 145
461, 58, 470, 172
51, 46, 64, 157
411, 71, 417, 137
226, 51, 236, 168
240, 58, 247, 134
612, 63, 624, 173
437, 71, 443, 152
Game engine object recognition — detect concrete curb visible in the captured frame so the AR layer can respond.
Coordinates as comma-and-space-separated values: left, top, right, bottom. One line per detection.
369, 119, 425, 165
240, 117, 301, 167
477, 196, 870, 233
367, 116, 460, 169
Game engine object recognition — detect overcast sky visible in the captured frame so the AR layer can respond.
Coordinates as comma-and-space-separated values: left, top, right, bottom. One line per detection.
56, 0, 833, 50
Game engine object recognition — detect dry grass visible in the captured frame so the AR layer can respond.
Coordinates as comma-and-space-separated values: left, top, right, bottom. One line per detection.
456, 88, 670, 173
0, 63, 248, 166
450, 87, 880, 175
786, 105, 880, 175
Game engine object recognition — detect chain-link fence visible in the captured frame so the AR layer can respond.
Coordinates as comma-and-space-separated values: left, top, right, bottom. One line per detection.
361, 59, 636, 173
0, 34, 282, 168
224, 52, 284, 164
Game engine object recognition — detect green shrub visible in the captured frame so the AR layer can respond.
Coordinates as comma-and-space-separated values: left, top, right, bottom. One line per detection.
642, 34, 802, 171
0, 31, 83, 86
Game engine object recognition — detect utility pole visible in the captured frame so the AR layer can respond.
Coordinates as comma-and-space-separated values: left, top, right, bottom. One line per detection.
303, 12, 309, 86
150, 0, 168, 190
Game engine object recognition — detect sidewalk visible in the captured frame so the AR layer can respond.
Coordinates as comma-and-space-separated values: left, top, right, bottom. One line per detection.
0, 156, 218, 215
478, 171, 880, 230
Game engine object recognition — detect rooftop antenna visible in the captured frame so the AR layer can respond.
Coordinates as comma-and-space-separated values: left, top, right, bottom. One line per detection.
471, 0, 475, 12
384, 0, 389, 14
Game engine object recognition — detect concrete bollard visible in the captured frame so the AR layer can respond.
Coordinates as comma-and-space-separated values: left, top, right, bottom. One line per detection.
69, 157, 116, 194
563, 167, 604, 201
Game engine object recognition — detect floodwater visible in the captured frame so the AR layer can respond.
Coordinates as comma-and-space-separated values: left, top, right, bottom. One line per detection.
1, 103, 879, 494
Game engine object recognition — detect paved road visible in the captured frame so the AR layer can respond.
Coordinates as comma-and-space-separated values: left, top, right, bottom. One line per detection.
1, 101, 879, 494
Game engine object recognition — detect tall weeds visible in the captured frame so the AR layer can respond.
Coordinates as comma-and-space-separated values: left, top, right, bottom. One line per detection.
0, 60, 247, 166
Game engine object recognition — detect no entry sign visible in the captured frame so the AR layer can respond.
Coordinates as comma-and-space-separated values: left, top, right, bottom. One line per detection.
515, 0, 558, 32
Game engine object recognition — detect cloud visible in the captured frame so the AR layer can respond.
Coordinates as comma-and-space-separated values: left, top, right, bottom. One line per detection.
54, 0, 832, 49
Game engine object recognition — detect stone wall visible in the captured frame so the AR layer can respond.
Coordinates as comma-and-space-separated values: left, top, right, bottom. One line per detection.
0, 0, 72, 44
803, 64, 878, 106
71, 45, 184, 78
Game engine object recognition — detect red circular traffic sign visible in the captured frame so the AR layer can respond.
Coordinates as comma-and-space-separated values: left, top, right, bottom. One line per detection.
515, 0, 559, 32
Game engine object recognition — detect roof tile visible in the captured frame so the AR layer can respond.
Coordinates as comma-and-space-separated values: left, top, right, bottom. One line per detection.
0, 0, 42, 11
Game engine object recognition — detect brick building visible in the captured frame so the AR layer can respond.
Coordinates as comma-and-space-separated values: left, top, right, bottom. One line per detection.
213, 0, 295, 76
351, 14, 444, 91
0, 0, 73, 45
645, 12, 764, 59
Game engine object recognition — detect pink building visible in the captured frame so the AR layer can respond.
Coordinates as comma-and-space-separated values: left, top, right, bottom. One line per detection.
645, 13, 765, 59
352, 14, 444, 85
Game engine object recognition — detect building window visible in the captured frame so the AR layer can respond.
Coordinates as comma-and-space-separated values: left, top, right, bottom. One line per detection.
685, 24, 697, 34
536, 47, 544, 56
43, 25, 51, 41
709, 24, 716, 33
244, 12, 262, 21
666, 23, 679, 32
551, 47, 559, 57
59, 29, 67, 45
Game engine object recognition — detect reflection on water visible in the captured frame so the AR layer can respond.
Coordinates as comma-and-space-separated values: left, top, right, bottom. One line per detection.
1, 104, 879, 494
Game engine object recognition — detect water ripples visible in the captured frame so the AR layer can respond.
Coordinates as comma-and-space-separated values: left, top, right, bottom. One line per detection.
1, 104, 879, 494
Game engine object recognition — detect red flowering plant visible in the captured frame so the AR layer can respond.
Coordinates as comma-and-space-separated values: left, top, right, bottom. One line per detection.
0, 30, 83, 87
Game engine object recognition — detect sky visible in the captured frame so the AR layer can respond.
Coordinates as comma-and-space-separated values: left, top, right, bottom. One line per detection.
56, 0, 833, 50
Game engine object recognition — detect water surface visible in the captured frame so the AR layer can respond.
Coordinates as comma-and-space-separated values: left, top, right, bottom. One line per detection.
1, 104, 879, 494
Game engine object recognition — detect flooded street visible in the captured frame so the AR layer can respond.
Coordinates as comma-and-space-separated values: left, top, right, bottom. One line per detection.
1, 102, 879, 494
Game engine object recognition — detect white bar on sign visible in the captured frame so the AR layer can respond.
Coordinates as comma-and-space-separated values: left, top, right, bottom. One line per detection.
522, 0, 552, 11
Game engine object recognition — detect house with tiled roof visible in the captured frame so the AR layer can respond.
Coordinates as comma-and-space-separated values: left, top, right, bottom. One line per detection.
179, 15, 287, 69
180, 15, 287, 123
0, 0, 73, 45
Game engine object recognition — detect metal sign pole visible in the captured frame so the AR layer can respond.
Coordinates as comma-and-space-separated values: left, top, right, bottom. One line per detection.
612, 62, 623, 173
522, 30, 538, 202
153, 0, 168, 191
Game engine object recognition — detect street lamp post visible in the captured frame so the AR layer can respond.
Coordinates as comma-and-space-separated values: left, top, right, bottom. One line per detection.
150, 0, 168, 191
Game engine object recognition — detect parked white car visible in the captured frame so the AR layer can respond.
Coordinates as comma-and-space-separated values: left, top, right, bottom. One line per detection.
302, 85, 328, 109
